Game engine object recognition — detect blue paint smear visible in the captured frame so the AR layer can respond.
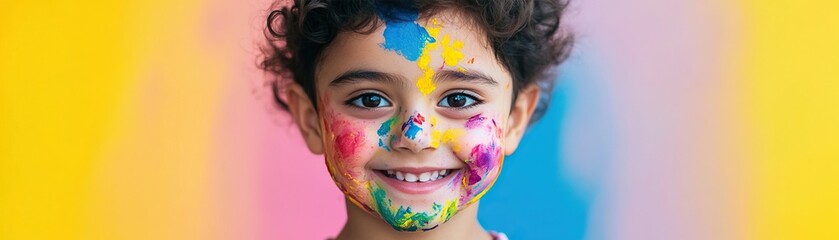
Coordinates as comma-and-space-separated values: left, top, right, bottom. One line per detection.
378, 117, 397, 151
478, 51, 613, 239
378, 139, 391, 152
376, 5, 435, 61
400, 115, 423, 140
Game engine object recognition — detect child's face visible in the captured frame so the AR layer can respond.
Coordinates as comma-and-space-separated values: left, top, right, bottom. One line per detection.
309, 11, 520, 231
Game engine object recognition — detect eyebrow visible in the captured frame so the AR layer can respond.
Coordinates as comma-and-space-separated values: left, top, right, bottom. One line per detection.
328, 68, 498, 88
329, 70, 407, 87
434, 69, 498, 86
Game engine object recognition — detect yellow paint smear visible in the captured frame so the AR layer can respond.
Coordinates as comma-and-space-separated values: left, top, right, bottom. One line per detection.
430, 129, 465, 151
441, 35, 465, 66
416, 19, 442, 96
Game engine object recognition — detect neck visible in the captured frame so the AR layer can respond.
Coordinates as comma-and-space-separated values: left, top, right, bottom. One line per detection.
335, 199, 492, 240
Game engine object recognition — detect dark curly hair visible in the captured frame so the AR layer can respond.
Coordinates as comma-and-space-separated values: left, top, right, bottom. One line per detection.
261, 0, 573, 124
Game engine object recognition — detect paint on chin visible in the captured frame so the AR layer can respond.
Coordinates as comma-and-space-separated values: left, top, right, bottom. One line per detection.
369, 183, 444, 232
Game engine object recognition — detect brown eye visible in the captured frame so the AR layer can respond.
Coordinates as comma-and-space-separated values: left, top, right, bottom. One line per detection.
438, 93, 480, 108
348, 93, 391, 108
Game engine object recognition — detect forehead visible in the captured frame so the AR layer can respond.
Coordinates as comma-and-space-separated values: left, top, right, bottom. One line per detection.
314, 10, 511, 90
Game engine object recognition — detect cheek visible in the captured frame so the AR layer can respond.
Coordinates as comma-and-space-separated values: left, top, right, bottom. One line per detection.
334, 129, 365, 160
324, 114, 378, 176
456, 114, 504, 190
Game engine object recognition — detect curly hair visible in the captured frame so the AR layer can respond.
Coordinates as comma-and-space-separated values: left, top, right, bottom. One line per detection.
261, 0, 573, 124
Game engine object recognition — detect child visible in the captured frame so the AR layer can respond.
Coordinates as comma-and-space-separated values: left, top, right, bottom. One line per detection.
261, 0, 572, 239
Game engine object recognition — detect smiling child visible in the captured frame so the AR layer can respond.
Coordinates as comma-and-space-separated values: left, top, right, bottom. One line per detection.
261, 0, 572, 239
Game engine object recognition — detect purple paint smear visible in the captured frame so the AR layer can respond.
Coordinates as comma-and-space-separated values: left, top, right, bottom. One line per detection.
465, 114, 486, 129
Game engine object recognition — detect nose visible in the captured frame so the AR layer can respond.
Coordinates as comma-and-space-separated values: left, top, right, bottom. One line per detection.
393, 112, 434, 153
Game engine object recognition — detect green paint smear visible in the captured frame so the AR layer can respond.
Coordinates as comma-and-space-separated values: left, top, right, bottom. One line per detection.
370, 184, 442, 231
441, 199, 457, 222
377, 114, 399, 152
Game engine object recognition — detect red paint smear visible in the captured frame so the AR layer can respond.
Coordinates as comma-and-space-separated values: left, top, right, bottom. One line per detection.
413, 113, 425, 124
335, 130, 364, 160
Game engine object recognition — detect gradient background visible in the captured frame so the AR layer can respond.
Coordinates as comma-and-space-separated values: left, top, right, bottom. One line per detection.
1, 0, 837, 239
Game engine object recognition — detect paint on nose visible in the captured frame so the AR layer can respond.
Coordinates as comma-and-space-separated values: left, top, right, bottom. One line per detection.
401, 113, 425, 140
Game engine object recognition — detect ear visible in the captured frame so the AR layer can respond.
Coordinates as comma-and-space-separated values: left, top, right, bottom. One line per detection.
504, 84, 540, 156
286, 83, 324, 154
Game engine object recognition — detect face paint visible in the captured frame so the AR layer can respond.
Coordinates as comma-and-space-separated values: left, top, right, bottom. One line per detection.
465, 113, 487, 129
319, 7, 507, 233
458, 114, 505, 206
401, 112, 425, 140
377, 6, 435, 62
440, 34, 465, 67
369, 182, 447, 231
377, 114, 399, 152
322, 109, 379, 212
415, 19, 442, 95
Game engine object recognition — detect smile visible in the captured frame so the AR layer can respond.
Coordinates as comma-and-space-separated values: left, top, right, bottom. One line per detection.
373, 168, 461, 194
379, 169, 454, 182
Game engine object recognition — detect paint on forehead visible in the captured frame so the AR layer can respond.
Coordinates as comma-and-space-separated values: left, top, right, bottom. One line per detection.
369, 183, 443, 231
377, 6, 435, 61
440, 34, 465, 67
416, 19, 442, 95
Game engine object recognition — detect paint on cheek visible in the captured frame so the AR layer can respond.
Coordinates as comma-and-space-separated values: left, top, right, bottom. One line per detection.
369, 183, 442, 231
327, 114, 367, 160
465, 114, 486, 129
401, 113, 425, 140
465, 142, 500, 185
335, 130, 365, 161
377, 116, 399, 151
431, 128, 465, 150
377, 7, 435, 62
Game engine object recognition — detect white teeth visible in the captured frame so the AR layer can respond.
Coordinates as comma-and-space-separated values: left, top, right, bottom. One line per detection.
384, 169, 455, 182
419, 172, 431, 182
404, 173, 418, 182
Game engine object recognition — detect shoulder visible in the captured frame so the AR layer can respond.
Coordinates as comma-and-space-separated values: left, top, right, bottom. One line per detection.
489, 231, 509, 240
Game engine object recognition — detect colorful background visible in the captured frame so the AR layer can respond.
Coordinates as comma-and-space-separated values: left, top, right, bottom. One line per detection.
1, 0, 837, 239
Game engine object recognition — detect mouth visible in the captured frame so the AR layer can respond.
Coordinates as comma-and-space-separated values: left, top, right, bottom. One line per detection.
378, 169, 456, 182
373, 168, 462, 195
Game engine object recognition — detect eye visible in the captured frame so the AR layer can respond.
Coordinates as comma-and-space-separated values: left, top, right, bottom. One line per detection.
438, 92, 481, 108
347, 93, 392, 108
